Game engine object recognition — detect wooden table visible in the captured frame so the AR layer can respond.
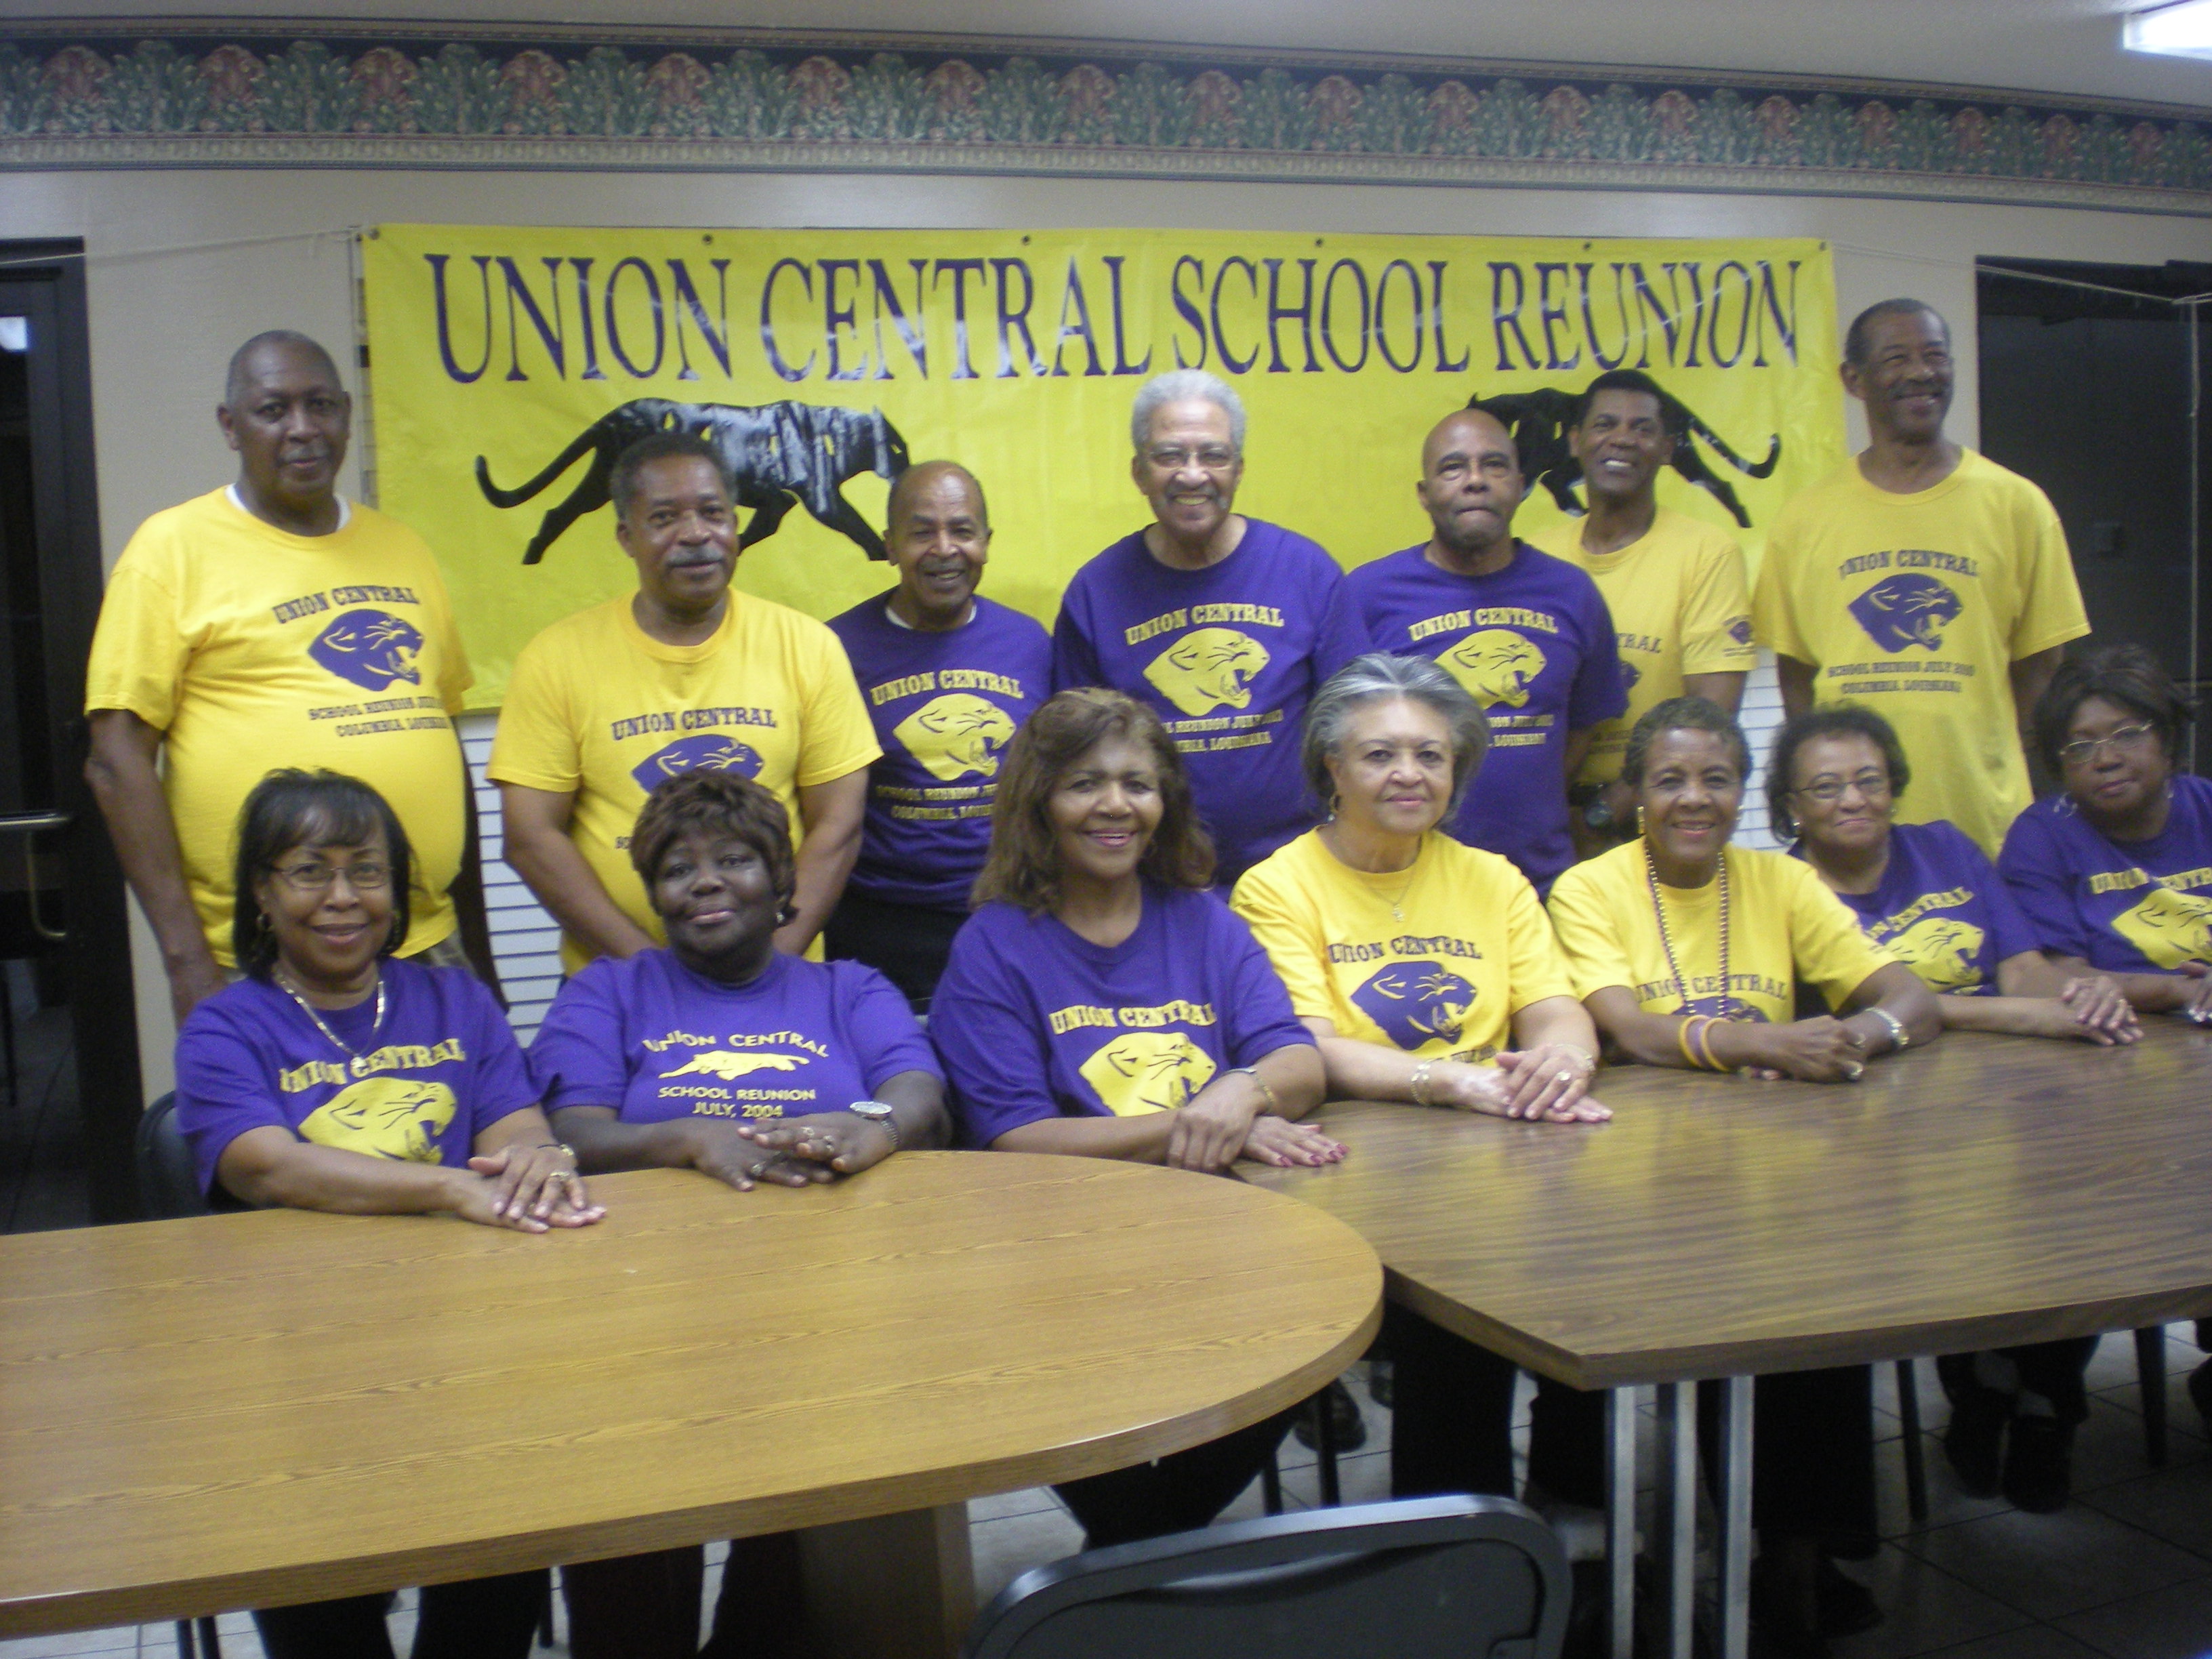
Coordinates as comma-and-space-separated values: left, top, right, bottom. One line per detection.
1245, 1023, 2212, 1659
0, 1151, 1381, 1652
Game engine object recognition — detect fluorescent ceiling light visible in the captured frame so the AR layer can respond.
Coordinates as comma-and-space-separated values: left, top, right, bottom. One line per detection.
2126, 0, 2212, 59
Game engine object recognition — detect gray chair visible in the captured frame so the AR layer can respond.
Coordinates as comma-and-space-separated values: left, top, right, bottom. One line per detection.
963, 1494, 1569, 1659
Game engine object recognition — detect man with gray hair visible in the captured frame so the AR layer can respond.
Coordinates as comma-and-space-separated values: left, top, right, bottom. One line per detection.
1051, 370, 1368, 885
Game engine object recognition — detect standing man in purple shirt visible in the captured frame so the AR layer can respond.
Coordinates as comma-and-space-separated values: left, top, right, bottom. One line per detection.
825, 462, 1050, 1010
1347, 408, 1627, 894
1051, 371, 1370, 887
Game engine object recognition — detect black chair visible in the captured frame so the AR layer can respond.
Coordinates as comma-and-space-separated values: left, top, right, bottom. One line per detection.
963, 1494, 1569, 1659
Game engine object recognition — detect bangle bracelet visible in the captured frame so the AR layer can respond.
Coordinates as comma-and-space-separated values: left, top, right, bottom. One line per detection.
1227, 1065, 1281, 1111
1677, 1016, 1707, 1071
534, 1142, 577, 1163
1408, 1058, 1435, 1107
1694, 1017, 1722, 1071
1867, 1007, 1909, 1052
1557, 1042, 1596, 1073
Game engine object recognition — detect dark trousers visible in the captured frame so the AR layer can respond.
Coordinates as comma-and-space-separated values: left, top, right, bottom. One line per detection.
564, 1532, 804, 1659
1941, 1336, 2100, 1425
1052, 1408, 1296, 1549
1383, 1303, 1597, 1503
252, 1570, 546, 1659
821, 890, 968, 1013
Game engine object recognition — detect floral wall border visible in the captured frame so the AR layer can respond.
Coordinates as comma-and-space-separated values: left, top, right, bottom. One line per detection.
4, 24, 2211, 216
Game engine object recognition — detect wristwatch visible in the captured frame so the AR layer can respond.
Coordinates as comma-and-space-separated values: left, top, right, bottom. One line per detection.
847, 1099, 900, 1150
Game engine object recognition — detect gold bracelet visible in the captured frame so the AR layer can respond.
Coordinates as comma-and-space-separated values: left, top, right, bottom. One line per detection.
1408, 1058, 1435, 1107
1676, 1016, 1708, 1070
1226, 1065, 1281, 1111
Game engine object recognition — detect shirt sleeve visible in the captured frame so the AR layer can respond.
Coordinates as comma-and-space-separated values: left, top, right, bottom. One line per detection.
1310, 567, 1373, 687
1050, 583, 1104, 695
1545, 863, 1637, 1000
416, 556, 476, 718
1229, 862, 1335, 1025
172, 1001, 290, 1197
1750, 515, 1809, 663
1787, 861, 1898, 1010
1501, 869, 1578, 1013
793, 621, 884, 789
1998, 808, 2092, 961
929, 918, 1064, 1147
83, 554, 188, 729
2007, 483, 2092, 659
1679, 536, 1757, 675
1213, 903, 1315, 1066
834, 962, 944, 1090
455, 973, 541, 1135
1565, 578, 1631, 729
528, 964, 634, 1113
485, 632, 583, 793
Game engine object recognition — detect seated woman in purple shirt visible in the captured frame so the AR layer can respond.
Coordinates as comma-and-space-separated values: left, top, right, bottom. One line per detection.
174, 769, 599, 1659
931, 687, 1340, 1547
531, 769, 947, 1659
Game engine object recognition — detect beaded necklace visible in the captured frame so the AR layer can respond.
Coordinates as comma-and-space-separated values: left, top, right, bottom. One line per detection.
274, 966, 387, 1060
1645, 840, 1730, 1017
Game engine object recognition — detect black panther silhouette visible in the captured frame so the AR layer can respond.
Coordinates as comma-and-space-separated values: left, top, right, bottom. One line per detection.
476, 398, 910, 565
1467, 385, 1780, 529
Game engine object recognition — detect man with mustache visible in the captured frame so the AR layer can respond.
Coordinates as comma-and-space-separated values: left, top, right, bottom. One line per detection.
85, 331, 499, 1023
824, 461, 1048, 1009
491, 432, 877, 970
1050, 371, 1368, 888
1753, 299, 2089, 855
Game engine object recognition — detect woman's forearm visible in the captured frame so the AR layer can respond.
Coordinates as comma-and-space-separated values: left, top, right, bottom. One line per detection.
220, 1132, 470, 1217
1315, 1035, 1458, 1103
993, 1112, 1177, 1162
551, 1107, 705, 1174
876, 1070, 951, 1149
1940, 994, 2073, 1037
1249, 1043, 1326, 1119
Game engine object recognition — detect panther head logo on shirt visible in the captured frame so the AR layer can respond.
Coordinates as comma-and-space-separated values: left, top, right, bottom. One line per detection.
1078, 1031, 1218, 1115
309, 609, 425, 691
1847, 575, 1962, 653
1350, 962, 1477, 1050
1887, 916, 1987, 993
2110, 886, 2212, 970
298, 1078, 458, 1163
1621, 661, 1643, 694
1437, 630, 1547, 709
893, 693, 1017, 781
1674, 994, 1769, 1021
1727, 616, 1754, 647
629, 734, 765, 794
1142, 628, 1271, 716
660, 1050, 807, 1080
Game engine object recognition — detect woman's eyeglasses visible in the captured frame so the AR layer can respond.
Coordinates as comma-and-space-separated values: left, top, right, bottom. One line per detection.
2058, 724, 2157, 767
1790, 773, 1892, 803
272, 861, 392, 892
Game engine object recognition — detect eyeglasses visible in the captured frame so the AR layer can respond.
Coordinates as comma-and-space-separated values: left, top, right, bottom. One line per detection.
272, 861, 391, 892
2058, 724, 2158, 767
1790, 772, 1892, 803
1145, 446, 1237, 471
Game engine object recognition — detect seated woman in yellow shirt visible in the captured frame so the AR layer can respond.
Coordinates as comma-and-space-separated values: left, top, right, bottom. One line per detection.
1547, 695, 1940, 1648
1233, 651, 1607, 1518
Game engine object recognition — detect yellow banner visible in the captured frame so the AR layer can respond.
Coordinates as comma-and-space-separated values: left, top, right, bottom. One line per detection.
362, 226, 1843, 710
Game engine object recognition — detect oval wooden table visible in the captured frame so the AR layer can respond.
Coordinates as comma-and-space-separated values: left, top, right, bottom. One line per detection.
1244, 1023, 2212, 1659
0, 1151, 1381, 1654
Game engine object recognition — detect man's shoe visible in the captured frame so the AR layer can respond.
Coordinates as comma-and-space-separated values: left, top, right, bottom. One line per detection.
1368, 1357, 1394, 1409
1815, 1557, 1883, 1637
1292, 1377, 1368, 1453
2002, 1414, 2075, 1513
1940, 1382, 2011, 1498
1748, 1557, 1830, 1658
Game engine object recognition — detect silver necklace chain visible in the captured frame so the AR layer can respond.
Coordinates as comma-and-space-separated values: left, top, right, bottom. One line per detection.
1646, 841, 1730, 1016
274, 966, 387, 1059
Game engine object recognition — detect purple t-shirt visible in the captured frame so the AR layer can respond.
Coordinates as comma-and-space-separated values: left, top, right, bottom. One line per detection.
929, 882, 1314, 1149
1999, 771, 2212, 977
826, 593, 1052, 911
1346, 541, 1626, 893
530, 947, 939, 1125
1798, 819, 2038, 996
173, 958, 539, 1199
1050, 519, 1369, 883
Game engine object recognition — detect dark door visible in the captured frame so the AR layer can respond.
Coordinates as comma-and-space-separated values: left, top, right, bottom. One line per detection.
0, 241, 144, 1227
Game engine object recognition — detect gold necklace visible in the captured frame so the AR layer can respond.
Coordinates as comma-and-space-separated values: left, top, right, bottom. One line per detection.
274, 966, 386, 1060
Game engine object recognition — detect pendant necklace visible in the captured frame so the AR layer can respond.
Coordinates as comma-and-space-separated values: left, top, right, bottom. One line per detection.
1645, 842, 1730, 1016
274, 966, 387, 1059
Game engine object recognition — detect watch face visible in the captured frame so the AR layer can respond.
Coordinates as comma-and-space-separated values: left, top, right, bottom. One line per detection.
848, 1101, 893, 1120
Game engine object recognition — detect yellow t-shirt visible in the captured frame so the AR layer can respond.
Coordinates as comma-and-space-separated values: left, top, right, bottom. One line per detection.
1230, 827, 1574, 1066
1546, 839, 1893, 1023
487, 592, 880, 972
1751, 450, 2089, 856
1528, 506, 1755, 787
84, 489, 471, 966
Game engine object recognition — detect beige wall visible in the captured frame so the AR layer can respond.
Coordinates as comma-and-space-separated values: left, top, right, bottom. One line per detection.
3, 164, 2207, 1097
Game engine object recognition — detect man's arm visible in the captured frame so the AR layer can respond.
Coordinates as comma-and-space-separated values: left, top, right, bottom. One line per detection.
1774, 653, 1817, 721
1561, 727, 1597, 791
777, 769, 867, 955
2009, 644, 2066, 754
447, 747, 506, 1006
497, 782, 656, 962
83, 708, 225, 1023
1682, 670, 1748, 714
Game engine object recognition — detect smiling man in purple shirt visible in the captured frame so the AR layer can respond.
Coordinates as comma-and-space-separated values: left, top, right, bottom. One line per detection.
1051, 371, 1368, 888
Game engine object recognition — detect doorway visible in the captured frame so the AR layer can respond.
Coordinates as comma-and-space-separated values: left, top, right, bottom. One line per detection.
0, 240, 143, 1228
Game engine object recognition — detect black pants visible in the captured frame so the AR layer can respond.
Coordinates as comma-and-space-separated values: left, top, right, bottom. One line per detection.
821, 890, 968, 1013
1052, 1408, 1296, 1549
1940, 1336, 2100, 1425
564, 1532, 804, 1659
252, 1570, 546, 1659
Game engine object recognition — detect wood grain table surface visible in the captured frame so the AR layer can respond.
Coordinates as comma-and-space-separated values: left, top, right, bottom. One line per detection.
0, 1151, 1382, 1638
1244, 1023, 2212, 1389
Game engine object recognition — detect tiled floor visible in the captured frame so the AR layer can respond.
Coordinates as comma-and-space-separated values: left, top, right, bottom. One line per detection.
13, 1344, 2212, 1658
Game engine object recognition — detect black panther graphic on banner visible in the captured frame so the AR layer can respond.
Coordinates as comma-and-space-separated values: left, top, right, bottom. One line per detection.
1467, 383, 1780, 528
475, 398, 911, 565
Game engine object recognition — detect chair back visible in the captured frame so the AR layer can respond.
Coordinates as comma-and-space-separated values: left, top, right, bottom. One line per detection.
136, 1092, 211, 1220
964, 1494, 1568, 1659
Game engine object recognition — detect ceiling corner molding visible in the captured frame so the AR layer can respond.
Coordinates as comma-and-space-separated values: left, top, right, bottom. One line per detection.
3, 22, 2209, 214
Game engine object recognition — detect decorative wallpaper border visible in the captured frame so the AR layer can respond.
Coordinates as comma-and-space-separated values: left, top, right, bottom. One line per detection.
3, 25, 2210, 213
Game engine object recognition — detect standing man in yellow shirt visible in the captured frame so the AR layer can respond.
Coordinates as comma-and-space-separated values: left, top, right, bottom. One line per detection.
84, 331, 498, 1025
1528, 369, 1755, 858
1753, 300, 2090, 855
490, 432, 877, 972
